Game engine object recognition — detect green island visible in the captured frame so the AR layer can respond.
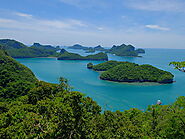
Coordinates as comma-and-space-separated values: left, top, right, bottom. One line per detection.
0, 39, 60, 58
68, 43, 145, 57
68, 44, 90, 50
169, 61, 185, 72
107, 44, 145, 57
0, 47, 185, 138
58, 49, 108, 61
85, 48, 95, 53
87, 61, 174, 84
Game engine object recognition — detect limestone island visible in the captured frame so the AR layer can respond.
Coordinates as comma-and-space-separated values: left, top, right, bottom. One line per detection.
107, 44, 145, 57
68, 43, 145, 57
57, 49, 108, 61
87, 61, 174, 84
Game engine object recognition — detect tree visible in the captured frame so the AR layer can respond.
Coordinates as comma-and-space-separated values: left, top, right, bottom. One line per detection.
169, 61, 185, 72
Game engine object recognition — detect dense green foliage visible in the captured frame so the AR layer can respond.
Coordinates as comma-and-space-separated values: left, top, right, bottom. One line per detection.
169, 61, 185, 72
0, 49, 37, 100
107, 44, 145, 57
0, 50, 185, 138
89, 61, 174, 83
87, 63, 93, 69
58, 50, 108, 61
0, 39, 60, 58
0, 39, 27, 49
91, 60, 133, 71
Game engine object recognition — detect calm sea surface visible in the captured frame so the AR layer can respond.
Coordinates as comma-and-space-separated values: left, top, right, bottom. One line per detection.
16, 48, 185, 111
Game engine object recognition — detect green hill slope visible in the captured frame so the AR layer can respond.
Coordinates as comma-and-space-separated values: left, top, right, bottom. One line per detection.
0, 39, 59, 58
0, 48, 37, 99
58, 49, 108, 61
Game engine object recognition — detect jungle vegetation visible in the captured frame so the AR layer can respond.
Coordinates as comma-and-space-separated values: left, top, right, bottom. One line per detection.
169, 61, 185, 72
88, 61, 174, 84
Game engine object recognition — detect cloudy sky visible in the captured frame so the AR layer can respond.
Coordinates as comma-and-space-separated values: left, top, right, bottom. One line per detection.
0, 0, 185, 48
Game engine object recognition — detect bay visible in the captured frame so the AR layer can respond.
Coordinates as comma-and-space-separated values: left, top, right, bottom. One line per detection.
16, 48, 185, 111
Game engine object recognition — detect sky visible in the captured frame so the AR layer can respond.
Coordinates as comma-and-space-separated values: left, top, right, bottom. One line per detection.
0, 0, 185, 48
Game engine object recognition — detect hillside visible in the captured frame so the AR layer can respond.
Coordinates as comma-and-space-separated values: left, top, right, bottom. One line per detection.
0, 39, 27, 49
0, 39, 60, 58
58, 49, 108, 61
0, 48, 37, 99
88, 61, 174, 84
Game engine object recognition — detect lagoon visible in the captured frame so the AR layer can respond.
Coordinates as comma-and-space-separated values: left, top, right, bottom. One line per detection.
16, 48, 185, 111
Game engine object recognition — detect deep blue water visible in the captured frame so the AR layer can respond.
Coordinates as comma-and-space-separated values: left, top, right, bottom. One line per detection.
16, 48, 185, 111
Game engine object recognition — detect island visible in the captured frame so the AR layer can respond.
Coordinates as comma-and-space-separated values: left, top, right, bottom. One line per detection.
68, 43, 144, 57
57, 49, 108, 61
0, 39, 60, 58
94, 45, 107, 51
68, 44, 90, 50
85, 48, 95, 53
107, 44, 145, 57
87, 60, 174, 84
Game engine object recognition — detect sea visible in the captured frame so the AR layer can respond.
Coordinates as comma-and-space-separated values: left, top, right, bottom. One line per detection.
16, 48, 185, 111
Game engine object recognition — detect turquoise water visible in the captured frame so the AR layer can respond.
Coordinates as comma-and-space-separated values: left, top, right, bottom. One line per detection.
16, 48, 185, 111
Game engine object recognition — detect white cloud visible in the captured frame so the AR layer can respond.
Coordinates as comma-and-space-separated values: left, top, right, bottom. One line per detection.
0, 11, 185, 49
126, 0, 185, 12
0, 18, 14, 23
97, 27, 104, 30
0, 12, 88, 31
145, 25, 170, 31
15, 12, 33, 18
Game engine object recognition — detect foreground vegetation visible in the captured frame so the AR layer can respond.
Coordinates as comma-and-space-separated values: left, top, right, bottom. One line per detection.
88, 61, 174, 84
1, 48, 185, 138
58, 49, 108, 61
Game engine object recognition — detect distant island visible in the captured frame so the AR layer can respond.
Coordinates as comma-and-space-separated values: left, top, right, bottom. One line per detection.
0, 39, 60, 58
107, 44, 145, 57
68, 44, 90, 50
85, 48, 95, 53
58, 49, 108, 61
68, 43, 145, 57
87, 61, 174, 84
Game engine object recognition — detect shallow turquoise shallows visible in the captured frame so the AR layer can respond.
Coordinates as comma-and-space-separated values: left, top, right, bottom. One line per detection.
16, 48, 185, 111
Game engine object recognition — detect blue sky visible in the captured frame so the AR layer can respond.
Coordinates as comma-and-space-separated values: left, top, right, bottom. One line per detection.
0, 0, 185, 48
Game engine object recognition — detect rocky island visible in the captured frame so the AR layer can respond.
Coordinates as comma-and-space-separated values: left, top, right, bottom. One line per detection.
107, 44, 145, 57
58, 49, 108, 61
87, 61, 174, 84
